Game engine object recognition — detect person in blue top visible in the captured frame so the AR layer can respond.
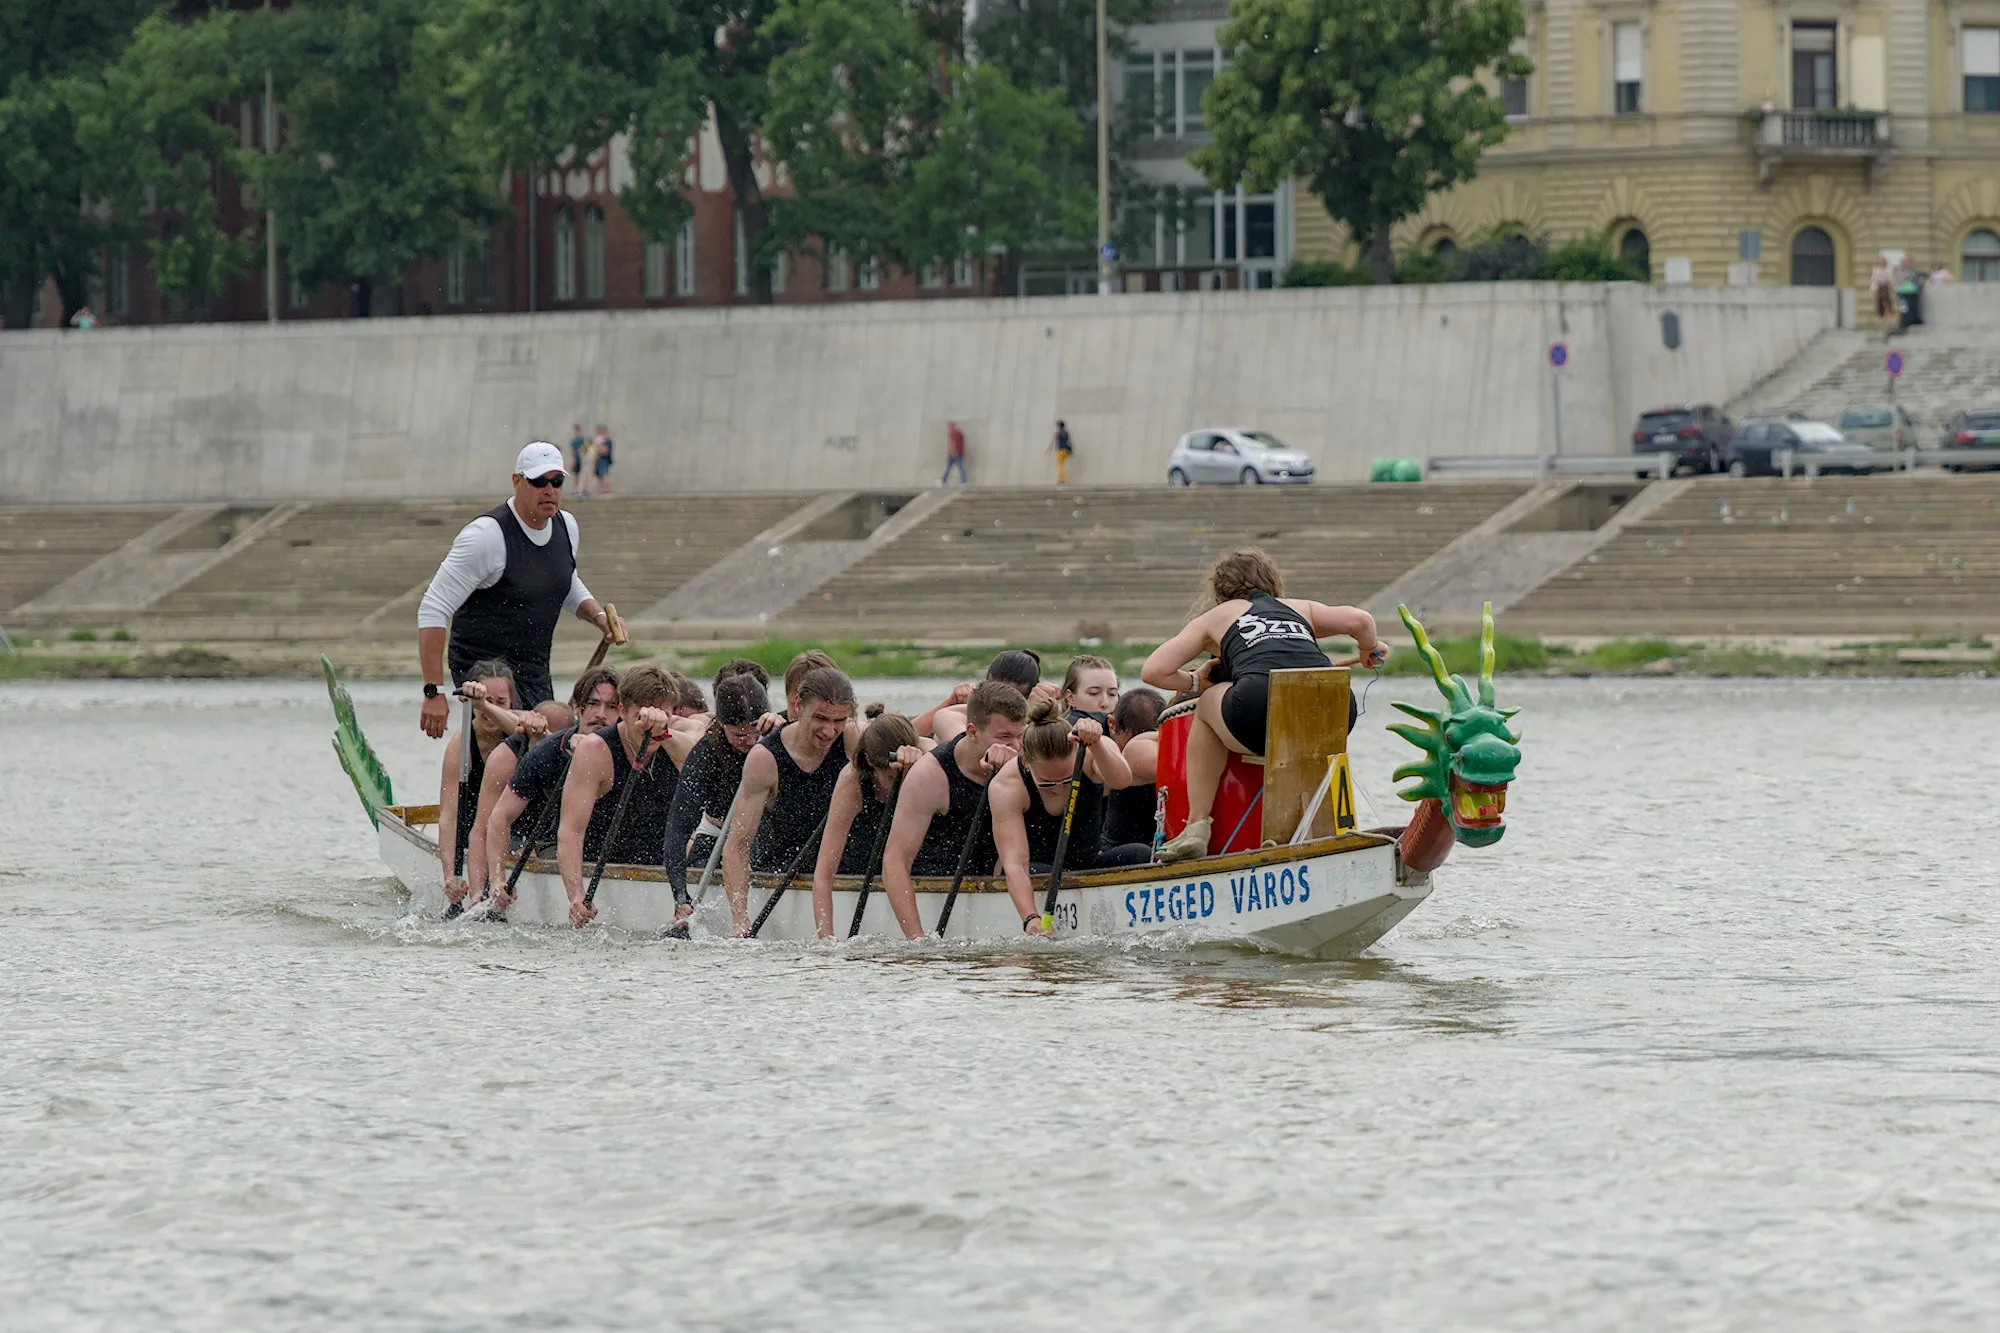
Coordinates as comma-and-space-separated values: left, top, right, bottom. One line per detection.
1141, 548, 1385, 863
592, 423, 615, 498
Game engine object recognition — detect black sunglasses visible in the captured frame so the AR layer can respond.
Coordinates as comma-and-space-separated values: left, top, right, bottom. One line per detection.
524, 473, 564, 489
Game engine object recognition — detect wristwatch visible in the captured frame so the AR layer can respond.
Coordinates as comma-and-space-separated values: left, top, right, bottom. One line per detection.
423, 682, 444, 699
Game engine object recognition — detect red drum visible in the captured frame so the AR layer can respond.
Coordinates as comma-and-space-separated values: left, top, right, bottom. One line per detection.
1155, 699, 1265, 857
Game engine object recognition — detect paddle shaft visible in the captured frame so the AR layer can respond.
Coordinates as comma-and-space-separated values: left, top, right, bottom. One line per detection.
745, 811, 830, 939
1038, 748, 1091, 934
844, 776, 903, 938
584, 603, 620, 671
582, 729, 657, 911
930, 785, 992, 939
452, 696, 475, 879
499, 729, 579, 901
691, 784, 743, 906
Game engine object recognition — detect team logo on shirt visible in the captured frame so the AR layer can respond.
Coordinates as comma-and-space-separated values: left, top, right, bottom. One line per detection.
1232, 613, 1317, 646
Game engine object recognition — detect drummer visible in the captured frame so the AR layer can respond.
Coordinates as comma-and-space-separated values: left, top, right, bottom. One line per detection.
1142, 548, 1384, 864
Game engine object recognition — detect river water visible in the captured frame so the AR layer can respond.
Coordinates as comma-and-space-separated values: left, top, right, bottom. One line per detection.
4, 675, 1998, 1330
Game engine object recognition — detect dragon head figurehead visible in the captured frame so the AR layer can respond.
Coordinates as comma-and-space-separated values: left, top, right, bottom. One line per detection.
1387, 602, 1521, 848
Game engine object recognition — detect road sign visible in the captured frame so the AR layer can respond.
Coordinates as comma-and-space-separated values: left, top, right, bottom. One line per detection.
1885, 350, 1904, 377
1099, 241, 1119, 264
1548, 342, 1568, 369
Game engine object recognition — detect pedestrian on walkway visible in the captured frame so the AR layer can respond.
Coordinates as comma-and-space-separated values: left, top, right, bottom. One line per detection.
1869, 257, 1894, 322
941, 421, 968, 485
592, 424, 615, 498
568, 423, 589, 495
1050, 420, 1073, 487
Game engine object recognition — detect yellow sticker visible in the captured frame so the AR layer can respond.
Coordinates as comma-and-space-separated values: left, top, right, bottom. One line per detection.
1331, 753, 1356, 833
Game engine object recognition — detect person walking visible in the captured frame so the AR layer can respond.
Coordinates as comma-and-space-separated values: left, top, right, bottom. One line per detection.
1869, 257, 1894, 324
568, 423, 589, 495
941, 421, 968, 485
1050, 419, 1073, 487
592, 423, 615, 498
416, 441, 623, 737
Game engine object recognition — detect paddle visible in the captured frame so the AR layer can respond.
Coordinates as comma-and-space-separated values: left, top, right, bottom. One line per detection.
930, 785, 992, 939
445, 693, 476, 919
845, 776, 904, 938
744, 811, 830, 940
585, 603, 621, 671
581, 728, 658, 916
691, 785, 743, 906
1037, 746, 1091, 935
485, 727, 580, 919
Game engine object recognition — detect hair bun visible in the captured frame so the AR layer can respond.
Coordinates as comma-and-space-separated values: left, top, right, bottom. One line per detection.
864, 700, 886, 719
1027, 695, 1065, 726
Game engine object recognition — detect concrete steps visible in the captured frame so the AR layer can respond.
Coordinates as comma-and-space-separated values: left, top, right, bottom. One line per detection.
1731, 325, 2000, 428
771, 483, 1530, 643
0, 505, 183, 615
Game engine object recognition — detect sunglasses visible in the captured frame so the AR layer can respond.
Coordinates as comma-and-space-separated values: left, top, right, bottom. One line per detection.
524, 473, 564, 489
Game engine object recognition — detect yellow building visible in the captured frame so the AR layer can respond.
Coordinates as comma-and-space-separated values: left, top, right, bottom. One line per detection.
1291, 0, 2000, 290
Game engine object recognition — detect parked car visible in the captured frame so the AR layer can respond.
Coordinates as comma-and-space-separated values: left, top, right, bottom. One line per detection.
1726, 419, 1877, 476
1938, 408, 2000, 471
1630, 403, 1732, 475
1167, 428, 1316, 486
1834, 402, 1919, 453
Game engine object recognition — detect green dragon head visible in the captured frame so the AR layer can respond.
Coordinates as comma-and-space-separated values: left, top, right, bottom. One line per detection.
1387, 603, 1522, 848
323, 656, 393, 828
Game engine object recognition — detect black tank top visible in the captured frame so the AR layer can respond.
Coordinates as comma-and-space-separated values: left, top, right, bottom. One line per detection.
1103, 781, 1158, 848
1014, 758, 1107, 866
1216, 593, 1330, 682
450, 729, 497, 873
912, 737, 997, 877
749, 726, 849, 872
448, 502, 575, 698
581, 724, 677, 866
838, 773, 893, 875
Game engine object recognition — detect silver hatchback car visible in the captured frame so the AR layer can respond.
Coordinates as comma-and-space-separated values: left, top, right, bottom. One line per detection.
1167, 428, 1316, 486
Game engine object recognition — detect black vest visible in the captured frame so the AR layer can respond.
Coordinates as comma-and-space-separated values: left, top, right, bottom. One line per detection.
581, 725, 676, 867
838, 774, 893, 875
448, 502, 574, 702
912, 737, 997, 878
749, 726, 849, 872
1014, 758, 1108, 868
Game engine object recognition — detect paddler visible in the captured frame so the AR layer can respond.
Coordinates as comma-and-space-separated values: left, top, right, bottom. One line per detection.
658, 672, 770, 916
416, 441, 625, 739
920, 650, 1058, 742
556, 665, 683, 928
877, 681, 1028, 938
1143, 548, 1385, 864
436, 659, 550, 912
721, 667, 863, 934
808, 708, 931, 938
1102, 687, 1165, 852
987, 696, 1149, 931
478, 665, 621, 909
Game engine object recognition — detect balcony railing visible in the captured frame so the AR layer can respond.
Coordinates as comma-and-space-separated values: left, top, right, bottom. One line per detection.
1750, 109, 1892, 186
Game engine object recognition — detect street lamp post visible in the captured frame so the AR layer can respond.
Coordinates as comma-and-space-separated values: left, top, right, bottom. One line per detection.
264, 0, 277, 323
1096, 0, 1112, 296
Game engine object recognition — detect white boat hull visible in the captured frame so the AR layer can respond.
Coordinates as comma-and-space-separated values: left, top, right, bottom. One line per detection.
376, 807, 1433, 958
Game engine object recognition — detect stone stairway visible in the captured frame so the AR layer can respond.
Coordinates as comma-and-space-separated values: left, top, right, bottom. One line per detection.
770, 483, 1531, 645
0, 505, 183, 616
1729, 324, 2000, 429
1506, 473, 2000, 635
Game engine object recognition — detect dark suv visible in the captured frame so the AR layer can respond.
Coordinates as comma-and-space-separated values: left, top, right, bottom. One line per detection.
1631, 404, 1732, 475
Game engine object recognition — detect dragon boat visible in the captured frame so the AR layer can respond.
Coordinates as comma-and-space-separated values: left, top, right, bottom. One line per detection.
325, 607, 1521, 958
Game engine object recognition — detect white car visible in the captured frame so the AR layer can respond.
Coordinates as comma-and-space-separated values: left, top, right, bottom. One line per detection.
1167, 428, 1316, 486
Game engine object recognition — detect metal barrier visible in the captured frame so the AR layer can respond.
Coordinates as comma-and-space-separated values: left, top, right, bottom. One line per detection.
1426, 453, 1674, 481
1775, 447, 2000, 476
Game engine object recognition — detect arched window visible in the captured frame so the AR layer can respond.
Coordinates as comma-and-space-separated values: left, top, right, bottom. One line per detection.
1790, 226, 1836, 286
553, 209, 577, 302
1619, 227, 1651, 280
1963, 228, 2000, 282
1432, 236, 1459, 261
583, 206, 605, 301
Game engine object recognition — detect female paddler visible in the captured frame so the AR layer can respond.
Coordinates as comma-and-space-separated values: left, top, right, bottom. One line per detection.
808, 708, 931, 938
436, 658, 551, 911
1142, 548, 1385, 864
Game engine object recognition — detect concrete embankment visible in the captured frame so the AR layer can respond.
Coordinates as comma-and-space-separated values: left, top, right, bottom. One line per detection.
0, 284, 1838, 504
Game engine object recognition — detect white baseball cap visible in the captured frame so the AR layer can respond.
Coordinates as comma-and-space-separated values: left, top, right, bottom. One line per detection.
515, 441, 567, 479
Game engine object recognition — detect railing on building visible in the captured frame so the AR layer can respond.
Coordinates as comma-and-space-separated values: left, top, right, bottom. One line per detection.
1749, 109, 1893, 187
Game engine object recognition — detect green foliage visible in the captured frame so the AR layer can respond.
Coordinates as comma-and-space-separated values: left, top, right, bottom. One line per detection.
1380, 631, 1546, 676
110, 627, 134, 642
1196, 0, 1529, 283
1537, 235, 1643, 282
68, 628, 97, 642
1582, 638, 1676, 669
1281, 259, 1370, 287
1393, 248, 1454, 284
246, 0, 504, 314
1450, 230, 1543, 281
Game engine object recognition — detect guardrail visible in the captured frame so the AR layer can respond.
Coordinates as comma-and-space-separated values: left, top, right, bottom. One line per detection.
1775, 446, 2000, 476
1427, 454, 1674, 481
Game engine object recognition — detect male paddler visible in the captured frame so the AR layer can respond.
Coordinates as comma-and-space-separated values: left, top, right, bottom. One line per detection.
416, 441, 625, 738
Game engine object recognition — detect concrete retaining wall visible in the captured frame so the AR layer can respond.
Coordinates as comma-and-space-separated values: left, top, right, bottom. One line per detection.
0, 284, 1840, 504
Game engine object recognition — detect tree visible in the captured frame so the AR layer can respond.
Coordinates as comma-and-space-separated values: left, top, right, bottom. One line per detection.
0, 0, 247, 327
1194, 0, 1529, 284
245, 0, 504, 316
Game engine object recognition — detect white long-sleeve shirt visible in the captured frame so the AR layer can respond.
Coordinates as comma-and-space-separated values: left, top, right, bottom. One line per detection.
417, 500, 594, 630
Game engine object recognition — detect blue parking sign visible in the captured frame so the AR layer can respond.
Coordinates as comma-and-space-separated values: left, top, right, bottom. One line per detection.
1548, 342, 1568, 368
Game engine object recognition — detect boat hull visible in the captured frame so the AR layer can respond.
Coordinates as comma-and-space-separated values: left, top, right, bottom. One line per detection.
376, 806, 1433, 958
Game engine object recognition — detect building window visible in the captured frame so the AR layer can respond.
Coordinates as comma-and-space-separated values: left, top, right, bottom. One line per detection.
919, 261, 944, 289
476, 232, 495, 305
1433, 237, 1459, 261
644, 240, 667, 299
732, 209, 748, 296
1790, 226, 1836, 286
553, 209, 577, 301
1963, 228, 2000, 281
1612, 23, 1642, 113
582, 206, 605, 301
290, 276, 308, 309
1967, 28, 2000, 111
674, 219, 694, 297
771, 252, 787, 295
1619, 228, 1651, 280
952, 256, 974, 287
1501, 39, 1529, 117
1126, 56, 1159, 139
1181, 50, 1215, 134
108, 248, 129, 317
445, 247, 466, 305
1792, 23, 1837, 109
826, 248, 851, 292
